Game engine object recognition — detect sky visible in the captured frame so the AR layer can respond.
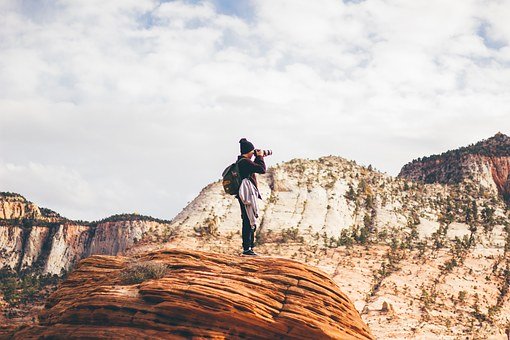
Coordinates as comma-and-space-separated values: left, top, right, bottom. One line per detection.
1, 0, 509, 221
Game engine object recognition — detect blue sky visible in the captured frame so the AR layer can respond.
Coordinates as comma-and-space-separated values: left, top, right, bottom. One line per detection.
141, 0, 255, 28
206, 0, 254, 20
0, 0, 509, 221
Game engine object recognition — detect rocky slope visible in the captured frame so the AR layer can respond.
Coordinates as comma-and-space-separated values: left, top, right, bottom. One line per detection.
164, 155, 506, 249
399, 132, 510, 201
9, 248, 374, 339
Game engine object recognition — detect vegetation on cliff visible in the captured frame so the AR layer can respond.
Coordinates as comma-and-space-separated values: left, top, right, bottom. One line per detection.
0, 192, 26, 199
93, 213, 172, 225
408, 133, 510, 165
0, 268, 62, 320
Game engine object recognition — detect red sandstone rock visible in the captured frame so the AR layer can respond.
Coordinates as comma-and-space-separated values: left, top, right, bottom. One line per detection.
11, 248, 374, 339
399, 133, 510, 200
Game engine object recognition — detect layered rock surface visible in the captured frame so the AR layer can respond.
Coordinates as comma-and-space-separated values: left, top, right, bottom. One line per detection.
11, 248, 374, 340
399, 133, 510, 200
0, 193, 41, 220
0, 193, 174, 274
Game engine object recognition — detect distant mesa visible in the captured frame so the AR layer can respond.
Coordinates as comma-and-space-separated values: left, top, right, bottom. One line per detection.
10, 248, 374, 340
399, 133, 510, 201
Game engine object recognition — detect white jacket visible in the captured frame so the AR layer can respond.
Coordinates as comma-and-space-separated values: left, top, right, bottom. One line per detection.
238, 178, 260, 227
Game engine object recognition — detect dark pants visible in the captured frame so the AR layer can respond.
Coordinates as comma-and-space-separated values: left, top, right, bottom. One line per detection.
237, 197, 256, 251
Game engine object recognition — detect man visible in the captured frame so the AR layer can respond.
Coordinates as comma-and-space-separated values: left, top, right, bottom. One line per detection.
236, 138, 266, 256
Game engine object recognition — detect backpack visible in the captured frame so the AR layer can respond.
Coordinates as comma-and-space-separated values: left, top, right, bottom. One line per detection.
222, 158, 245, 195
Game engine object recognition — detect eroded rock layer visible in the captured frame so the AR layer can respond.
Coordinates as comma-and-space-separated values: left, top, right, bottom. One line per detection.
0, 192, 174, 274
12, 248, 374, 340
399, 133, 510, 200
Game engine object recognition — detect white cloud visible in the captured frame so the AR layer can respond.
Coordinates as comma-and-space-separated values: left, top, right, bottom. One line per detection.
0, 0, 509, 220
0, 162, 129, 218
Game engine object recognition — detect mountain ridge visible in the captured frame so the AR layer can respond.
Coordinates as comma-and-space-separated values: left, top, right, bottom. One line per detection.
2, 134, 510, 338
399, 133, 510, 202
409, 133, 510, 163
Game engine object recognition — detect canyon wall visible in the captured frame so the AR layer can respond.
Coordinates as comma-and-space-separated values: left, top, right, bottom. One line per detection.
0, 194, 173, 274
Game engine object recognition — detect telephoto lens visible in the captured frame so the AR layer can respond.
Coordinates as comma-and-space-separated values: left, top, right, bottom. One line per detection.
255, 149, 272, 156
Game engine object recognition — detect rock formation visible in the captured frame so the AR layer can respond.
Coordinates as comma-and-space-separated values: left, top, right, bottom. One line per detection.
0, 193, 175, 274
3, 134, 510, 338
0, 193, 41, 220
3, 145, 506, 275
134, 147, 510, 338
11, 248, 374, 340
399, 132, 510, 201
161, 154, 510, 253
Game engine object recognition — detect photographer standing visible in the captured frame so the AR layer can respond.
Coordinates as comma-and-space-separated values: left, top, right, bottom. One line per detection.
236, 138, 266, 256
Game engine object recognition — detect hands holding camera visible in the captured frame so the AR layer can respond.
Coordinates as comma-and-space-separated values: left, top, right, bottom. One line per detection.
255, 149, 272, 158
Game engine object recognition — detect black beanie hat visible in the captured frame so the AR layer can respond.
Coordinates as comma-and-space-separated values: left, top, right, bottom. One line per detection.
239, 138, 255, 154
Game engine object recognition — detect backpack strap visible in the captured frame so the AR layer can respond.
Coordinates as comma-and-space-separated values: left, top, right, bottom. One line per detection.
236, 157, 248, 165
235, 157, 246, 180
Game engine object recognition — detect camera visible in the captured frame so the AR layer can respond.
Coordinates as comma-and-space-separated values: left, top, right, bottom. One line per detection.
255, 149, 272, 157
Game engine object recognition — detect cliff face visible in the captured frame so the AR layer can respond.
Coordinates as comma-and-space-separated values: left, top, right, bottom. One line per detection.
0, 221, 173, 274
485, 156, 510, 199
87, 220, 169, 256
0, 194, 174, 274
0, 222, 91, 274
11, 248, 374, 339
0, 225, 23, 270
399, 133, 510, 200
0, 194, 41, 220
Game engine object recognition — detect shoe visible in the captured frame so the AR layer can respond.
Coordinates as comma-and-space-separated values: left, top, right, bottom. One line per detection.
242, 249, 258, 256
